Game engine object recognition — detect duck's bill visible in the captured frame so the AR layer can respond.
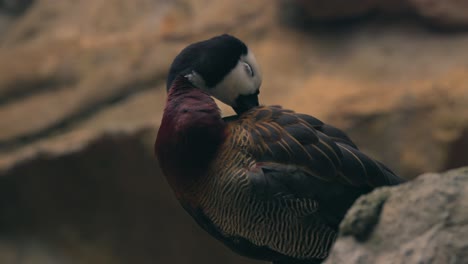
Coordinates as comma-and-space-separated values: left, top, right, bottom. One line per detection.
233, 93, 259, 115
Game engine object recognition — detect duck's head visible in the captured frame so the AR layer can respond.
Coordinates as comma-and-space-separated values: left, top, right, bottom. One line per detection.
166, 34, 262, 115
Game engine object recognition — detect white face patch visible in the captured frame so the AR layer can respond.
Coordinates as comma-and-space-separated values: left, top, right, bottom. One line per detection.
204, 49, 263, 107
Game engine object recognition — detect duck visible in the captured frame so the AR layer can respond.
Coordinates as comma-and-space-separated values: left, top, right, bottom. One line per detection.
155, 34, 404, 264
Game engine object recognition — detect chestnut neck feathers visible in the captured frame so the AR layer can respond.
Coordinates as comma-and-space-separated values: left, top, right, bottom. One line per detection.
155, 76, 226, 195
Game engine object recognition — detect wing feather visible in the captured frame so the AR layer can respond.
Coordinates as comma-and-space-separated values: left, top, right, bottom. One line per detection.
226, 105, 405, 230
229, 105, 404, 199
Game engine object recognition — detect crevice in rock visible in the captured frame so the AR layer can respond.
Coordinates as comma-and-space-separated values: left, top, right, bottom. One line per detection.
0, 74, 76, 107
0, 0, 34, 15
444, 127, 468, 170
0, 130, 157, 236
0, 78, 163, 153
0, 129, 254, 264
278, 0, 380, 31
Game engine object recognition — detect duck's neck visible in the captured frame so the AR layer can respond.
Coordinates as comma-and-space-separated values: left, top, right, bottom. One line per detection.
155, 78, 227, 197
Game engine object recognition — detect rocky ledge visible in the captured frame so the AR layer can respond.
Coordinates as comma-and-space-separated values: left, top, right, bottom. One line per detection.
280, 0, 468, 29
1, 0, 468, 263
326, 167, 468, 263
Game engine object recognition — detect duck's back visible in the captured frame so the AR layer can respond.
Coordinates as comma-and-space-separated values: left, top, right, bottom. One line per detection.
192, 129, 335, 262
186, 105, 404, 263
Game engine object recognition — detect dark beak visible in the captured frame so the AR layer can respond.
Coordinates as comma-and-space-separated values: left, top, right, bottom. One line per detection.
233, 93, 259, 115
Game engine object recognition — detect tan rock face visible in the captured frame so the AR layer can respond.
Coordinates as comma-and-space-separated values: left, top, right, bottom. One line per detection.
0, 1, 468, 263
280, 0, 468, 29
279, 0, 380, 20
2, 0, 468, 177
0, 0, 33, 14
326, 167, 468, 264
409, 0, 468, 29
0, 130, 263, 264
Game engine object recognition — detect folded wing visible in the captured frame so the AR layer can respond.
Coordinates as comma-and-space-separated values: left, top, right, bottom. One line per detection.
232, 105, 404, 228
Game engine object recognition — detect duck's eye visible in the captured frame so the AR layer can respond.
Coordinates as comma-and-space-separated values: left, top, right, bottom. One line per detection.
243, 62, 254, 77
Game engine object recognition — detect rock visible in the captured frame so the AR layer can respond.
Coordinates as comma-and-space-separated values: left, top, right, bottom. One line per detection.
409, 0, 468, 29
0, 129, 263, 264
277, 0, 413, 26
278, 0, 380, 22
0, 0, 272, 172
0, 0, 33, 15
278, 0, 468, 29
1, 0, 468, 178
326, 167, 468, 264
333, 69, 468, 178
338, 188, 392, 241
1, 1, 468, 262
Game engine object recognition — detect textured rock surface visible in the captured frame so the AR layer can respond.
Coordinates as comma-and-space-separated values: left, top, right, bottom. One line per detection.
280, 0, 468, 29
0, 130, 263, 264
326, 167, 468, 264
1, 0, 468, 178
0, 0, 33, 14
278, 0, 382, 21
409, 0, 468, 29
1, 0, 468, 263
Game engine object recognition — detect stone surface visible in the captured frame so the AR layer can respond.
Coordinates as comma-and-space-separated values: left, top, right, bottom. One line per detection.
279, 0, 468, 29
0, 0, 33, 14
0, 130, 263, 264
409, 0, 468, 29
278, 0, 381, 21
326, 167, 468, 264
1, 0, 468, 263
1, 0, 468, 178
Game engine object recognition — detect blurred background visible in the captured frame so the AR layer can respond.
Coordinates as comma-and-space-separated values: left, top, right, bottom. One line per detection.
0, 0, 467, 263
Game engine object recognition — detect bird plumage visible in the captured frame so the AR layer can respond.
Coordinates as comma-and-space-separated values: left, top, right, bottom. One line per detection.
155, 75, 404, 264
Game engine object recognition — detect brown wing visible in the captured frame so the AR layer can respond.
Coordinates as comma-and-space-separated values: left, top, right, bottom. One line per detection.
236, 105, 402, 187
229, 105, 404, 227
